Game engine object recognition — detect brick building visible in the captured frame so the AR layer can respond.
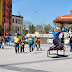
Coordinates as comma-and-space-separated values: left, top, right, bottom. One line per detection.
0, 0, 12, 35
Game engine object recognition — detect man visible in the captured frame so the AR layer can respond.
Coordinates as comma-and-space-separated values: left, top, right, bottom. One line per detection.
13, 34, 20, 53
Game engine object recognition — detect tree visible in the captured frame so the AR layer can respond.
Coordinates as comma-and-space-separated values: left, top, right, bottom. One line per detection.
29, 24, 36, 34
44, 24, 51, 34
23, 25, 26, 34
23, 20, 33, 33
35, 25, 43, 34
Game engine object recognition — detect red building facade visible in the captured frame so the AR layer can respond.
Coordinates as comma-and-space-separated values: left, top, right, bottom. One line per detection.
1, 0, 12, 35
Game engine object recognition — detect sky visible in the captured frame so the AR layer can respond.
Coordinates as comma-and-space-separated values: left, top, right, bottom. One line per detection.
12, 0, 72, 26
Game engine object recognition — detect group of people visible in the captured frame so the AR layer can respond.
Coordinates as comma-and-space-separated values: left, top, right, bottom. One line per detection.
13, 34, 42, 53
1, 31, 72, 53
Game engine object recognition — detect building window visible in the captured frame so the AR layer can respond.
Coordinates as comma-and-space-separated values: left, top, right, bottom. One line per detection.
8, 8, 10, 12
8, 14, 10, 18
20, 20, 22, 24
2, 13, 6, 17
18, 20, 20, 24
3, 1, 6, 5
8, 2, 11, 7
8, 20, 10, 24
2, 19, 5, 23
12, 19, 14, 23
3, 6, 6, 11
16, 19, 17, 23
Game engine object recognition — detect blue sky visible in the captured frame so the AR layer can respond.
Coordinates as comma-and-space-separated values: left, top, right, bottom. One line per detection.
12, 0, 72, 26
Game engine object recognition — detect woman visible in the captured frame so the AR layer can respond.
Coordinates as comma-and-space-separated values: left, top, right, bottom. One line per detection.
37, 38, 42, 50
28, 35, 33, 52
33, 36, 39, 51
69, 36, 72, 52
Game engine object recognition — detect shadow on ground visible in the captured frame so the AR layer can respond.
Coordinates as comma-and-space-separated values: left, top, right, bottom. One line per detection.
0, 65, 49, 72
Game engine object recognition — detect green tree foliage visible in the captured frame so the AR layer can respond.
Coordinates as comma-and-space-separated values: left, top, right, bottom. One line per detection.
29, 24, 36, 34
23, 25, 26, 34
35, 25, 43, 34
44, 24, 51, 34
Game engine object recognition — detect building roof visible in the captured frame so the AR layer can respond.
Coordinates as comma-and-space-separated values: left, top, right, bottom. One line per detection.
12, 15, 23, 18
70, 9, 72, 12
53, 14, 72, 24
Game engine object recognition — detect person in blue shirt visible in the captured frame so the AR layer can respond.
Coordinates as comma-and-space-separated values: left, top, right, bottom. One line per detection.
28, 35, 34, 52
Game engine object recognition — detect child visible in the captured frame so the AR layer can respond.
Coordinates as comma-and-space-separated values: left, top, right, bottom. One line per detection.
20, 37, 25, 53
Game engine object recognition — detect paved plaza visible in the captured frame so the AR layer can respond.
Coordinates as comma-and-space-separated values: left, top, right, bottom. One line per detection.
0, 44, 72, 72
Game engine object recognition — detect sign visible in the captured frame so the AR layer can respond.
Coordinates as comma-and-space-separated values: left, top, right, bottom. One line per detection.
47, 39, 53, 43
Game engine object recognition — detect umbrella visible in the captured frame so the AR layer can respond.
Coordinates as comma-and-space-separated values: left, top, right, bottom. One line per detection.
5, 37, 13, 43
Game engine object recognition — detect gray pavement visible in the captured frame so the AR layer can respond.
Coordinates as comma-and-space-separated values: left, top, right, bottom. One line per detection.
0, 44, 72, 72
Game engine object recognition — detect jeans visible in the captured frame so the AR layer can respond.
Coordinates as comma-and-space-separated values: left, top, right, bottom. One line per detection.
39, 42, 40, 48
15, 43, 19, 53
34, 43, 39, 50
29, 44, 33, 52
21, 45, 24, 52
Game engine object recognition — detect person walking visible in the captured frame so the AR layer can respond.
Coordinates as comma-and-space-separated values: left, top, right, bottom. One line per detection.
2, 37, 6, 49
37, 38, 42, 50
20, 37, 25, 53
33, 36, 39, 51
28, 35, 33, 52
13, 34, 20, 53
69, 36, 72, 52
